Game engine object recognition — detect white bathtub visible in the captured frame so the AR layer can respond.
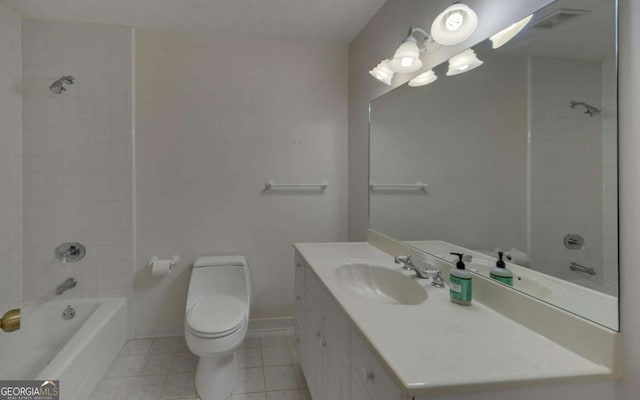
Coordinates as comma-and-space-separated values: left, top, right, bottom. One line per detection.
0, 297, 127, 400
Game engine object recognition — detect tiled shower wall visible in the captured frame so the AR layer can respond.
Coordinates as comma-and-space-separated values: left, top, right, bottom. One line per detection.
21, 20, 133, 301
0, 4, 22, 308
529, 57, 605, 285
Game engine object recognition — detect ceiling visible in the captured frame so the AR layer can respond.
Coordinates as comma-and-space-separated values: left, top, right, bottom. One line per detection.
1, 0, 387, 42
496, 0, 616, 60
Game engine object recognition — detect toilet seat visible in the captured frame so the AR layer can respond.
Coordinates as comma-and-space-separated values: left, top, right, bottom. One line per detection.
187, 295, 246, 338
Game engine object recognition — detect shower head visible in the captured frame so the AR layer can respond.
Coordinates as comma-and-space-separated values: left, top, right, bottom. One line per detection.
49, 76, 75, 94
570, 101, 601, 117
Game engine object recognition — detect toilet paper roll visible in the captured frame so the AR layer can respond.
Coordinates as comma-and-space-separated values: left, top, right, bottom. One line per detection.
506, 248, 529, 267
151, 259, 173, 277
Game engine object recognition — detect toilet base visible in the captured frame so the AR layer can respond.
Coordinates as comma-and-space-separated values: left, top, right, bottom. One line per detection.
195, 353, 238, 400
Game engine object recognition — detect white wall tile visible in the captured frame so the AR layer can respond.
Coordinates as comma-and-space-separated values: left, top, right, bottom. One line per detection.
0, 3, 22, 309
529, 57, 614, 291
21, 20, 133, 302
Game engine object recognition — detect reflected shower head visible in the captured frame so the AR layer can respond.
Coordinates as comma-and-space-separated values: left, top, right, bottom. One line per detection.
49, 76, 75, 94
570, 101, 601, 117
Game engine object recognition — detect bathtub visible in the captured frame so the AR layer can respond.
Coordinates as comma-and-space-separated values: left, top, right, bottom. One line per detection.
0, 297, 127, 400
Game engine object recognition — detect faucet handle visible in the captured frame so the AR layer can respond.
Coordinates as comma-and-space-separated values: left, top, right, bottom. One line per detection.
394, 255, 410, 264
430, 270, 445, 288
394, 255, 414, 271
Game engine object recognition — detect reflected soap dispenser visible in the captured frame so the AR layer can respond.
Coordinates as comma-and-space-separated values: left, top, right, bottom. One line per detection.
449, 252, 472, 305
490, 251, 514, 286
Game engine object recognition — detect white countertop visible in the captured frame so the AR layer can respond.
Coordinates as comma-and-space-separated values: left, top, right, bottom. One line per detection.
294, 242, 613, 396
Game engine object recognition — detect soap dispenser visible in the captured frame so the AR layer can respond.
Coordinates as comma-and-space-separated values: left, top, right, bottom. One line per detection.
490, 251, 514, 286
449, 252, 472, 305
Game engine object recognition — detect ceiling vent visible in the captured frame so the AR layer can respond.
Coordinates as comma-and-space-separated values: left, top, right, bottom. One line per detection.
531, 9, 590, 29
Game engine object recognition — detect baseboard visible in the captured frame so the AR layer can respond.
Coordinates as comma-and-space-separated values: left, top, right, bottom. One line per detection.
248, 317, 295, 332
135, 317, 295, 338
135, 323, 183, 339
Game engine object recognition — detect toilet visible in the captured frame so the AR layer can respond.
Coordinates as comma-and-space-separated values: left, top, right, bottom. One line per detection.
185, 255, 251, 400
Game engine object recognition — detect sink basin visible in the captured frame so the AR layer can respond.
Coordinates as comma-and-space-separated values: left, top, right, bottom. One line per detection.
334, 263, 427, 305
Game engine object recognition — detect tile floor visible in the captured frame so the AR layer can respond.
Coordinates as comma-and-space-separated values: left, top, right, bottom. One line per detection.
91, 330, 310, 400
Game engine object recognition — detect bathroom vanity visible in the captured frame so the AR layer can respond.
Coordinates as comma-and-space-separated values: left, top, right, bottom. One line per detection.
293, 242, 616, 400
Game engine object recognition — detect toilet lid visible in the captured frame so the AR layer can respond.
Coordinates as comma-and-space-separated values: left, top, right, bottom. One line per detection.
187, 295, 245, 335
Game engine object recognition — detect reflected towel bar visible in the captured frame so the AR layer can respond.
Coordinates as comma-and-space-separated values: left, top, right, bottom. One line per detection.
370, 182, 428, 191
265, 180, 329, 190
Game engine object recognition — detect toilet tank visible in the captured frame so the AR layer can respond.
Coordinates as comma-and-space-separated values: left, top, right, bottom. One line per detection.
187, 256, 251, 310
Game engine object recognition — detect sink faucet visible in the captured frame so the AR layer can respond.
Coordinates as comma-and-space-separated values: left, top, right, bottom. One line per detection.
394, 255, 445, 287
56, 277, 77, 295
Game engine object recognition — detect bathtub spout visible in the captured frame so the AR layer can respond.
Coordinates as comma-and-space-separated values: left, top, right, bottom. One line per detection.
56, 278, 77, 295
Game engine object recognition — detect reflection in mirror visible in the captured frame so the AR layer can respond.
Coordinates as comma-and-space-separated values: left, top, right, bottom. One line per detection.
369, 0, 618, 330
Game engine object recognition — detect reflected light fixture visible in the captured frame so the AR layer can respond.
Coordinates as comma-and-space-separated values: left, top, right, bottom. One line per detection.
389, 35, 423, 73
408, 69, 438, 87
446, 48, 483, 76
369, 59, 395, 85
490, 14, 534, 49
431, 3, 478, 46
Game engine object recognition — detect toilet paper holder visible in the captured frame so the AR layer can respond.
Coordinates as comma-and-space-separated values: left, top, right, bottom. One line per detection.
148, 255, 180, 268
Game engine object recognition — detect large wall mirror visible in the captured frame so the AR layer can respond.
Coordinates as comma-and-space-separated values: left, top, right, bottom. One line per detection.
369, 0, 618, 330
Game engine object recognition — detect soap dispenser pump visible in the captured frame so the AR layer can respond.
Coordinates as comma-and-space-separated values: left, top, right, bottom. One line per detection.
490, 251, 514, 286
449, 252, 472, 305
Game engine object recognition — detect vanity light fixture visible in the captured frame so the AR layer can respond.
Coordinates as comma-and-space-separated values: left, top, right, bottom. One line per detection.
369, 59, 395, 85
408, 69, 438, 87
431, 3, 478, 46
446, 48, 483, 76
369, 27, 437, 84
490, 14, 534, 49
389, 35, 423, 73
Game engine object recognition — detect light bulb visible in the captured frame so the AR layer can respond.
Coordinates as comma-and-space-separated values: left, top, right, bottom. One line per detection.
401, 57, 414, 67
445, 11, 464, 31
408, 69, 438, 87
431, 3, 478, 46
389, 37, 422, 73
446, 48, 483, 76
369, 59, 395, 85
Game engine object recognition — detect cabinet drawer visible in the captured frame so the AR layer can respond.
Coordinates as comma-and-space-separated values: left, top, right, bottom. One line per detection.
351, 330, 403, 400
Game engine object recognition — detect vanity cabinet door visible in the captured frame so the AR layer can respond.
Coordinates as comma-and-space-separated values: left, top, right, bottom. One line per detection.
295, 318, 308, 374
294, 275, 306, 328
351, 369, 373, 400
294, 251, 306, 286
306, 298, 326, 400
324, 328, 351, 400
351, 330, 403, 400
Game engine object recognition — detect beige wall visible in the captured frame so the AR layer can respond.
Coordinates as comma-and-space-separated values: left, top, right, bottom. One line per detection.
135, 31, 348, 336
0, 3, 22, 309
